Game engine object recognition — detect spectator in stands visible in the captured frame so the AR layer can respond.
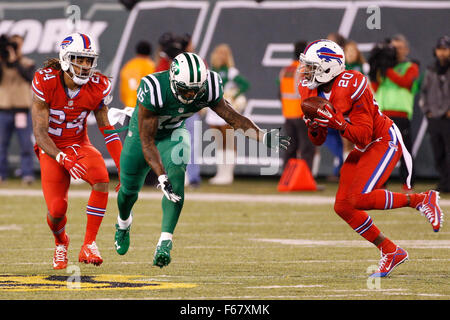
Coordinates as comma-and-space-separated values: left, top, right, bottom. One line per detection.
327, 32, 347, 49
371, 34, 420, 191
120, 40, 155, 109
345, 40, 369, 75
155, 32, 184, 72
0, 34, 35, 185
419, 35, 450, 193
205, 44, 250, 185
279, 40, 315, 171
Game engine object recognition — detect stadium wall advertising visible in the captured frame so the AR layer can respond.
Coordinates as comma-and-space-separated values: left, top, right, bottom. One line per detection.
2, 0, 449, 178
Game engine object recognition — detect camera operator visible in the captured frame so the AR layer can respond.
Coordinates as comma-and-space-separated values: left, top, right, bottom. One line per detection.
370, 34, 420, 191
0, 34, 36, 185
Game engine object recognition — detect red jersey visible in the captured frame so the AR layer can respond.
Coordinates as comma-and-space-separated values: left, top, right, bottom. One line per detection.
32, 68, 111, 148
298, 69, 393, 150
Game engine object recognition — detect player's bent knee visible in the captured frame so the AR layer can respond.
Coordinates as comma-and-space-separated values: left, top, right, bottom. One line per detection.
334, 200, 354, 222
93, 182, 109, 193
49, 198, 68, 219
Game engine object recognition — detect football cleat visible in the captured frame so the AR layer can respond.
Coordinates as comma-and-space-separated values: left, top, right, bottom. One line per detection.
53, 235, 70, 270
153, 240, 172, 268
370, 246, 408, 278
416, 190, 444, 232
79, 241, 103, 266
114, 223, 131, 255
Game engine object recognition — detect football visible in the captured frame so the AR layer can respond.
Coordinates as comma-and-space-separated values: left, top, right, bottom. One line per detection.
301, 96, 334, 120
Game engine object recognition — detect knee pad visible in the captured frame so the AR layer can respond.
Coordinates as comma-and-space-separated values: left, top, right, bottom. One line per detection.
49, 198, 67, 219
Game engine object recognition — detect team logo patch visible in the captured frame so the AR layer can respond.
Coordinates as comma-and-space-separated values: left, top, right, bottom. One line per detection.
60, 36, 73, 49
316, 47, 343, 65
0, 274, 197, 291
171, 59, 180, 75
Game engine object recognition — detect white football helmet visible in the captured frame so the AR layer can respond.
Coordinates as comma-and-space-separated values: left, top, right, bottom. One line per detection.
169, 52, 208, 104
59, 33, 99, 85
297, 39, 345, 89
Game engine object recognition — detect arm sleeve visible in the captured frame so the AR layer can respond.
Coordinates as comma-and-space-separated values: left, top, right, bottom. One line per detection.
341, 94, 374, 147
99, 125, 122, 169
385, 63, 419, 90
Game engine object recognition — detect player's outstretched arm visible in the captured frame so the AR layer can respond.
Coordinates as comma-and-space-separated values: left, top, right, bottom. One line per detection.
31, 94, 61, 159
138, 104, 180, 203
211, 98, 290, 151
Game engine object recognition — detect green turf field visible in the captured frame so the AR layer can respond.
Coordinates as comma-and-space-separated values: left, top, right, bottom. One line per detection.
0, 177, 448, 300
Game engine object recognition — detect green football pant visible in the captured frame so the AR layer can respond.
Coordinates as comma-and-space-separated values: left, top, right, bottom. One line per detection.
118, 127, 190, 234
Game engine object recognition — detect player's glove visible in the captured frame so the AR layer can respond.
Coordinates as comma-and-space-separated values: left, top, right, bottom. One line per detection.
263, 129, 291, 152
315, 105, 348, 132
157, 174, 181, 203
303, 116, 321, 130
56, 152, 87, 180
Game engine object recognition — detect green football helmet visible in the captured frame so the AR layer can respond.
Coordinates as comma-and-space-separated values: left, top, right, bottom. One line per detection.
169, 52, 208, 104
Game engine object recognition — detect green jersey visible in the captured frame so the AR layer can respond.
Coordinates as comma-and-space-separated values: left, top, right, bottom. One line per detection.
130, 70, 223, 140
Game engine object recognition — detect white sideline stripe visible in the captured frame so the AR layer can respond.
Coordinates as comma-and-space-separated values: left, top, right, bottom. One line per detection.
3, 189, 450, 206
0, 224, 22, 231
246, 285, 324, 289
252, 238, 450, 249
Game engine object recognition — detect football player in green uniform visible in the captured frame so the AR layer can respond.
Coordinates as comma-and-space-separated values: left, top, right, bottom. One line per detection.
114, 52, 290, 268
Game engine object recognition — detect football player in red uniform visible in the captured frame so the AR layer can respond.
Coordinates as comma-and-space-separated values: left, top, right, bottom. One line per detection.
31, 33, 122, 269
297, 39, 444, 277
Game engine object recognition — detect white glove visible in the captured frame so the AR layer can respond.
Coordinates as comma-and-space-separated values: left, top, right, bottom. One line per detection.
157, 174, 181, 203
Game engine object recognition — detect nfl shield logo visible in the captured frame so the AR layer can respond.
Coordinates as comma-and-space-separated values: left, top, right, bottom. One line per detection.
178, 108, 184, 113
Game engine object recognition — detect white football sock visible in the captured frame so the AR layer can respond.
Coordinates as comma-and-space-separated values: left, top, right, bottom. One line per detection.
158, 232, 173, 245
117, 214, 132, 229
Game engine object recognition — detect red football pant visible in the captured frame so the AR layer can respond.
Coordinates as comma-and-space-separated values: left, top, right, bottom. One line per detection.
334, 128, 405, 247
38, 144, 109, 245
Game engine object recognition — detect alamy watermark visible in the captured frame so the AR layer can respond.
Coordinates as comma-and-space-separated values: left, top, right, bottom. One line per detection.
366, 5, 381, 30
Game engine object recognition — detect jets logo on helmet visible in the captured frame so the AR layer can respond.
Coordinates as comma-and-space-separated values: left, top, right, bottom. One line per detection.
169, 52, 208, 104
297, 39, 345, 90
59, 32, 99, 86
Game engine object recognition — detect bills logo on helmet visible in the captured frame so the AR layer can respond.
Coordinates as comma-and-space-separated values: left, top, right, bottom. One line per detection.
61, 36, 73, 49
316, 47, 343, 65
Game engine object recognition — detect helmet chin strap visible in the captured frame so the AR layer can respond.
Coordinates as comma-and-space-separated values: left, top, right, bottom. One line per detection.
65, 65, 90, 86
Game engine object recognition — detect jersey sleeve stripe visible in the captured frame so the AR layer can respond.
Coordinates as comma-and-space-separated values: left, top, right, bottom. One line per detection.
147, 74, 163, 108
142, 76, 156, 106
208, 71, 217, 102
351, 76, 367, 100
32, 81, 44, 96
31, 82, 45, 101
102, 80, 112, 96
